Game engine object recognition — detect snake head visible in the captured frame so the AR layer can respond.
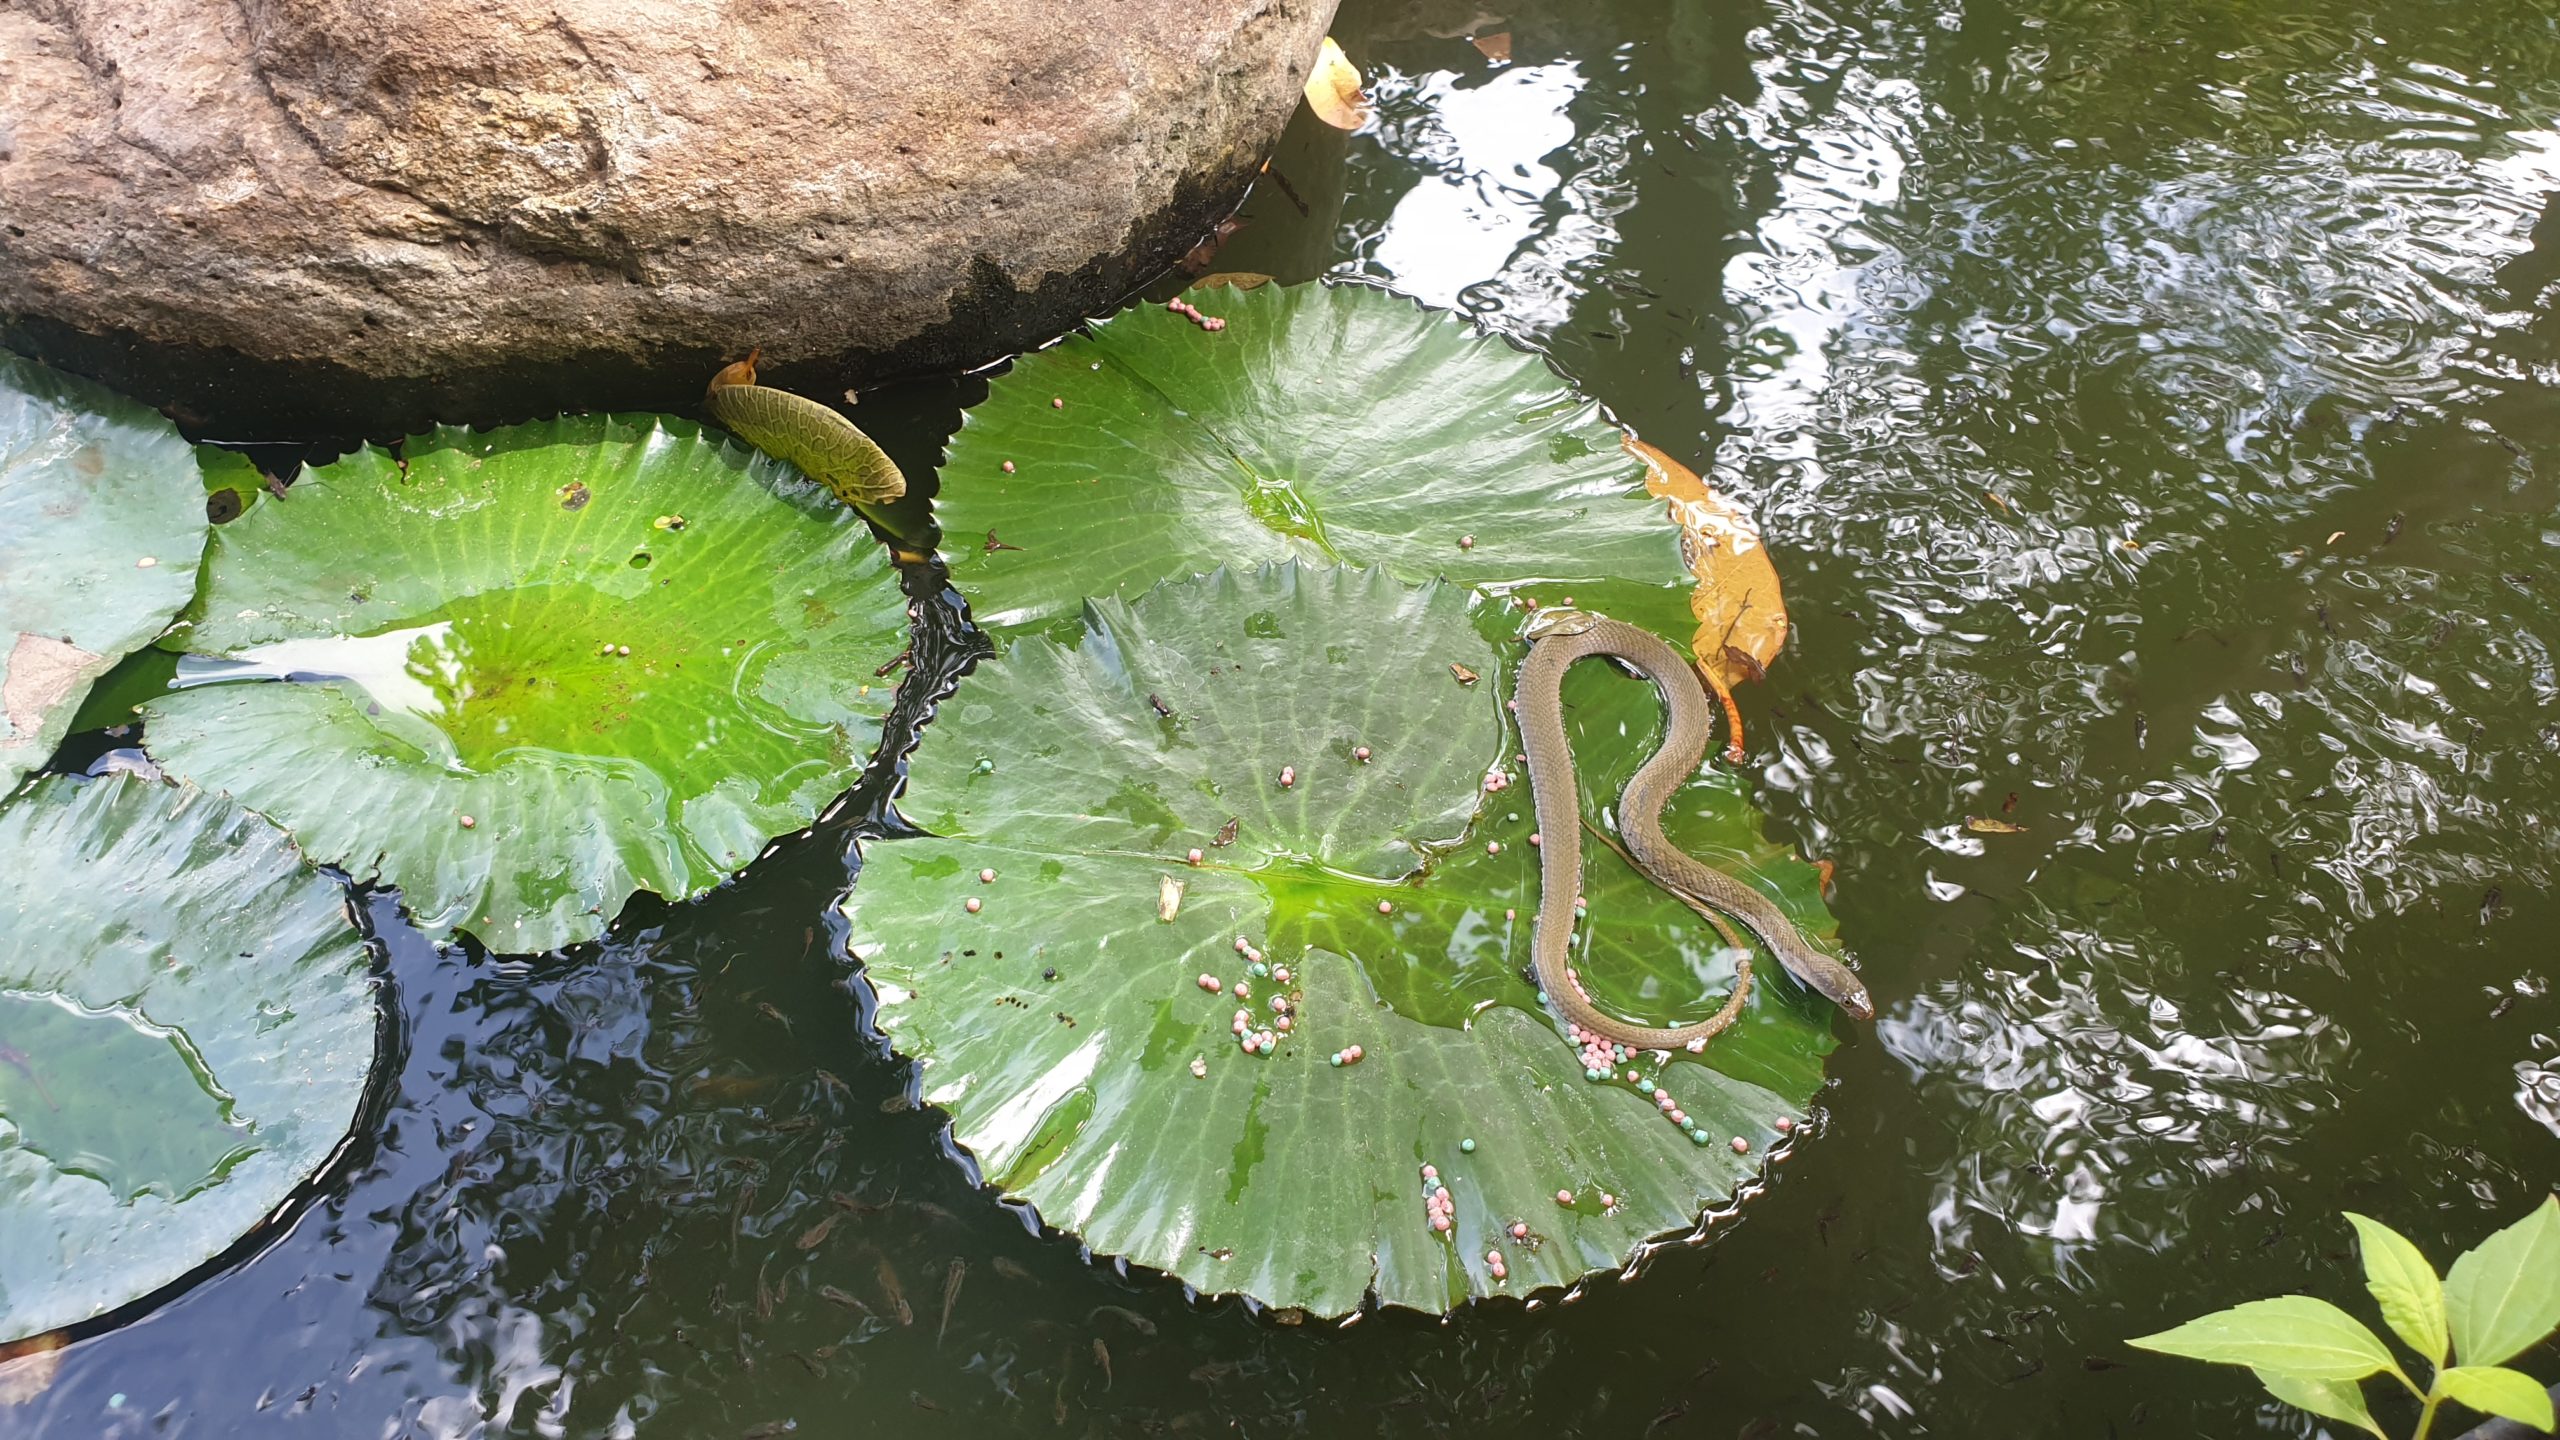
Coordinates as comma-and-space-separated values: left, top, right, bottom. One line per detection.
707, 347, 762, 396
1522, 605, 1601, 641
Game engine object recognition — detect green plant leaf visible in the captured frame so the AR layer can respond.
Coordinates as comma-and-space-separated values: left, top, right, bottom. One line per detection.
2440, 1365, 2557, 1430
0, 772, 377, 1342
2447, 1196, 2560, 1368
2253, 1369, 2386, 1438
842, 563, 1841, 1317
2128, 1296, 2399, 1380
0, 352, 208, 793
2346, 1211, 2450, 1364
142, 414, 908, 952
935, 280, 1695, 647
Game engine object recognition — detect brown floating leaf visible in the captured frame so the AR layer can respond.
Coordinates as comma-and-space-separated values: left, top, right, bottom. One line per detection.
1449, 662, 1480, 686
1212, 816, 1240, 847
1471, 31, 1512, 62
1964, 816, 2028, 834
1190, 272, 1276, 292
1625, 435, 1789, 692
1304, 36, 1370, 130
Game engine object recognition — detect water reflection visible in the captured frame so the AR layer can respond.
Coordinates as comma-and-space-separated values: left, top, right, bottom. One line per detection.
28, 0, 2560, 1434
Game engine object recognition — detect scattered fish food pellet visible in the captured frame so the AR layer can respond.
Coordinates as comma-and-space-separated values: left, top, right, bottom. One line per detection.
1190, 1056, 1208, 1079
458, 814, 477, 829
1510, 1222, 1529, 1240
1555, 1190, 1574, 1207
1775, 1116, 1795, 1133
1460, 1138, 1476, 1153
1198, 974, 1222, 993
1270, 997, 1288, 1014
1459, 534, 1475, 550
1486, 841, 1502, 855
1377, 900, 1394, 915
1528, 832, 1542, 847
1235, 936, 1252, 953
1355, 746, 1372, 762
1235, 981, 1250, 1000
1275, 1015, 1291, 1032
1731, 1137, 1750, 1154
1001, 460, 1016, 473
1279, 765, 1296, 788
1273, 965, 1290, 983
979, 868, 996, 883
1051, 396, 1064, 409
1249, 961, 1269, 978
1187, 848, 1204, 866
964, 897, 983, 914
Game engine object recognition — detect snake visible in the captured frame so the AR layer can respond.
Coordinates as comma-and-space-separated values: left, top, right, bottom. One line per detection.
706, 349, 907, 508
1518, 609, 1876, 1050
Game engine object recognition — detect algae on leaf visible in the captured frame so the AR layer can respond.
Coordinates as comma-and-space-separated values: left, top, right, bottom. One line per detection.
145, 415, 910, 952
0, 354, 208, 792
0, 773, 376, 1343
842, 564, 1839, 1317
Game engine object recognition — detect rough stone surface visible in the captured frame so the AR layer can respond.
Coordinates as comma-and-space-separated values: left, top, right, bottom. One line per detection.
0, 0, 1336, 437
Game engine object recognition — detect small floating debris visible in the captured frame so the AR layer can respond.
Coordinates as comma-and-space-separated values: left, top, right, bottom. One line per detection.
1190, 1056, 1208, 1079
1450, 663, 1479, 686
1157, 875, 1184, 921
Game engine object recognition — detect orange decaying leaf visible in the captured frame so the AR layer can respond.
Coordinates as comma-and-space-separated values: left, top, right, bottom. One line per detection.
1304, 37, 1370, 130
1624, 435, 1790, 760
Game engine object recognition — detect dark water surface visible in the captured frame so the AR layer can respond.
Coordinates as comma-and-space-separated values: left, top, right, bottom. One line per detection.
22, 0, 2560, 1433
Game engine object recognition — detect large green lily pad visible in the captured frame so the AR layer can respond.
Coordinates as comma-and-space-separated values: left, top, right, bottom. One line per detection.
0, 353, 208, 793
0, 773, 376, 1342
843, 564, 1842, 1316
143, 415, 910, 951
936, 280, 1695, 643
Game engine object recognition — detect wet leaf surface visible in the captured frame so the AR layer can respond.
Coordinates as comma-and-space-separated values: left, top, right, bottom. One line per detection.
937, 281, 1697, 648
0, 773, 375, 1342
844, 564, 1839, 1316
143, 415, 908, 951
0, 355, 207, 793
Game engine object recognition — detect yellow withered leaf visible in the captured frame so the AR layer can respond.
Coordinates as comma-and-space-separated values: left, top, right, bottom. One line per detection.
1624, 435, 1789, 689
1304, 37, 1370, 130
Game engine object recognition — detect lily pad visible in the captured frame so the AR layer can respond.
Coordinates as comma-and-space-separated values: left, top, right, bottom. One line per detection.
143, 415, 910, 951
0, 353, 208, 793
843, 564, 1841, 1317
0, 772, 376, 1342
935, 280, 1697, 645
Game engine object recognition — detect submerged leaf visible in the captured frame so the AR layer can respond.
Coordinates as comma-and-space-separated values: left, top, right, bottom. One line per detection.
0, 354, 208, 791
0, 773, 375, 1342
844, 564, 1839, 1317
144, 414, 908, 951
705, 351, 908, 507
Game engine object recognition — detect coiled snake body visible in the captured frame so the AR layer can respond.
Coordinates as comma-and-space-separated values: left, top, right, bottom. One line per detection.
1519, 611, 1875, 1050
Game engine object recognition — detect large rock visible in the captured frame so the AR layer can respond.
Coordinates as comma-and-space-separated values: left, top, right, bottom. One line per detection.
0, 0, 1335, 437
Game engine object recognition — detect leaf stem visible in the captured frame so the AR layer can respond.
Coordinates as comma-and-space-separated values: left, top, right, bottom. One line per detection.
2411, 1386, 2443, 1440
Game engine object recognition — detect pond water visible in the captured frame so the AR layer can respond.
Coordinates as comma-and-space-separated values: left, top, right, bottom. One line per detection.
20, 0, 2560, 1433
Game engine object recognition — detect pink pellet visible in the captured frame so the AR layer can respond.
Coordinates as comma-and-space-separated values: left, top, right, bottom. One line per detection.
1625, 1071, 1641, 1083
1239, 1032, 1258, 1052
1731, 1137, 1750, 1154
1187, 848, 1204, 866
1485, 1249, 1503, 1266
1657, 1094, 1676, 1112
1377, 900, 1394, 915
1355, 746, 1372, 762
1346, 1044, 1364, 1061
1273, 967, 1290, 984
979, 868, 996, 883
1775, 1117, 1795, 1133
1275, 1015, 1292, 1032
1198, 974, 1221, 992
1459, 534, 1475, 550
1233, 1018, 1249, 1035
1555, 1190, 1574, 1206
965, 897, 983, 913
1529, 833, 1542, 848
1051, 397, 1064, 409
1433, 1215, 1452, 1233
1279, 766, 1296, 788
1235, 981, 1251, 999
1669, 1109, 1686, 1125
1271, 997, 1289, 1015
1001, 461, 1016, 474
1236, 936, 1252, 953
1487, 841, 1502, 855
1421, 1165, 1438, 1180
1510, 1222, 1529, 1239
1505, 908, 1517, 921
1490, 1264, 1507, 1281
1600, 1193, 1617, 1209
